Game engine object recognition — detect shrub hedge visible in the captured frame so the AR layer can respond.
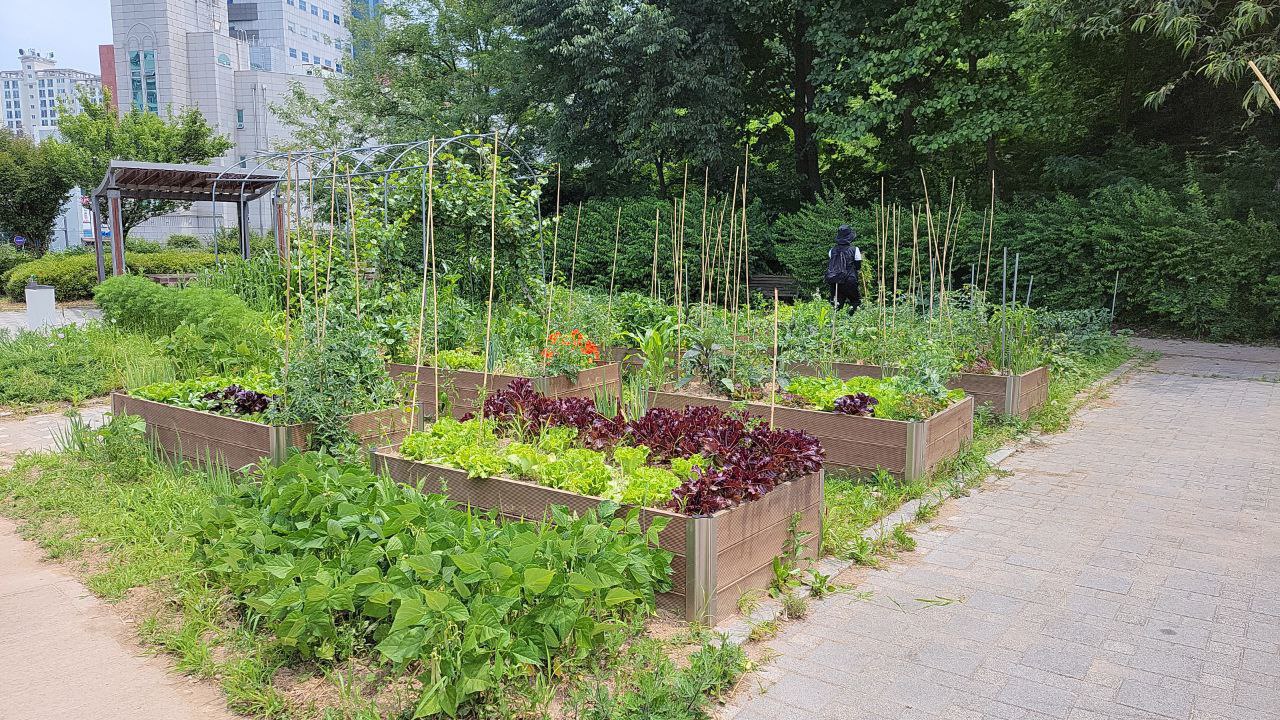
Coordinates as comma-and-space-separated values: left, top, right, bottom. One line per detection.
3, 251, 221, 301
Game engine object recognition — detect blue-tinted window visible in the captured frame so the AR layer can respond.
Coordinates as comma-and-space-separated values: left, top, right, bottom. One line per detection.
288, 47, 297, 58
334, 14, 340, 25
301, 51, 309, 62
322, 9, 329, 20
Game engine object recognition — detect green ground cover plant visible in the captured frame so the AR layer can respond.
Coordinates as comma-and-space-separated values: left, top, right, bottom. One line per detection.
0, 322, 165, 407
197, 451, 672, 717
0, 418, 678, 719
3, 251, 221, 301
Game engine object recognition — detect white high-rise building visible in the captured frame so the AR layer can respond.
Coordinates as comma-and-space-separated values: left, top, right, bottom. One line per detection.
1, 49, 103, 143
227, 0, 354, 75
110, 0, 334, 239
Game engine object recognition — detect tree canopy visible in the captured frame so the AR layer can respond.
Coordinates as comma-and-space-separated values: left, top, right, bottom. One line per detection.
0, 131, 75, 256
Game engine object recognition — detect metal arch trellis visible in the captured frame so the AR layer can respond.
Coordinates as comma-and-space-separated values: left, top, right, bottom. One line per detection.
208, 135, 552, 282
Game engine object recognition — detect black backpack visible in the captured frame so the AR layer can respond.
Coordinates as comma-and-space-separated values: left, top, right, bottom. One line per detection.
825, 245, 854, 284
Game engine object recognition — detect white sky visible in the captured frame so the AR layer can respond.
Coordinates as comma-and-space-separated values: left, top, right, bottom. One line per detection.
0, 0, 113, 74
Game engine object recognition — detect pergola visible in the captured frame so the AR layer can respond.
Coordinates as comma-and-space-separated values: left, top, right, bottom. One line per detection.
89, 160, 285, 281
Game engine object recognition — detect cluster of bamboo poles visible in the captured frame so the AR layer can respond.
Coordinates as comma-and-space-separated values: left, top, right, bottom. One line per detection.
271, 132, 1067, 429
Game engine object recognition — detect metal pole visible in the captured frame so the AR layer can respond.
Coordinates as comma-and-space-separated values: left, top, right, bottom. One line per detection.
1000, 247, 1008, 371
1010, 252, 1020, 306
1110, 269, 1120, 322
237, 199, 250, 259
1025, 275, 1033, 306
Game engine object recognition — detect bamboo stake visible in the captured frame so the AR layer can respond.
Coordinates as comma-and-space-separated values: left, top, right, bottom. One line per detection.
567, 202, 581, 317
481, 131, 499, 387
651, 207, 661, 299
428, 143, 440, 417
699, 168, 709, 309
740, 144, 751, 327
542, 165, 561, 375
319, 152, 340, 345
770, 288, 779, 430
891, 203, 899, 328
606, 205, 621, 321
345, 172, 361, 318
983, 170, 995, 294
410, 156, 432, 430
1249, 60, 1280, 110
281, 154, 293, 413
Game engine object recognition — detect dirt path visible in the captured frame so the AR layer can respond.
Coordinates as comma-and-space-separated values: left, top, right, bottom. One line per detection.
722, 339, 1280, 720
0, 408, 238, 720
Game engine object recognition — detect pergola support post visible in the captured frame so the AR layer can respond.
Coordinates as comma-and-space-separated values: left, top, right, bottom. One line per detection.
90, 194, 107, 283
107, 190, 126, 276
237, 200, 250, 260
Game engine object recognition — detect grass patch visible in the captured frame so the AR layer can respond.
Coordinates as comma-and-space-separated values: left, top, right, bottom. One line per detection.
0, 417, 718, 720
0, 322, 165, 408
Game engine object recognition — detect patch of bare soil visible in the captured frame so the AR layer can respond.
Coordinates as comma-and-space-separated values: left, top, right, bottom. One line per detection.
275, 657, 419, 719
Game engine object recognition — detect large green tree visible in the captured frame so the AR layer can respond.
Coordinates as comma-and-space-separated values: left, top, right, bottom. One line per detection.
276, 0, 521, 147
0, 131, 76, 256
1023, 0, 1280, 112
810, 0, 1053, 185
510, 0, 744, 196
56, 91, 232, 239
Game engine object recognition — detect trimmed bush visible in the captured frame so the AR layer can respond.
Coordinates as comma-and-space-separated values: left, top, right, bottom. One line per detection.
2, 254, 97, 301
3, 251, 220, 301
166, 234, 202, 249
125, 239, 165, 254
0, 244, 32, 280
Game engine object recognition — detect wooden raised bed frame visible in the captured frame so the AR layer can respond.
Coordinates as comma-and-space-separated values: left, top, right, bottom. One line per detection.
647, 390, 973, 480
373, 448, 822, 625
788, 362, 1049, 419
110, 393, 411, 469
388, 362, 622, 420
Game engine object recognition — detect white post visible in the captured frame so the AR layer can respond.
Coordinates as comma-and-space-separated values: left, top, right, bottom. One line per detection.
24, 281, 57, 331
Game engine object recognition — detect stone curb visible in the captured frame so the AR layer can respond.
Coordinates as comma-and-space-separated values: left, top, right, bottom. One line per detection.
713, 351, 1150, 645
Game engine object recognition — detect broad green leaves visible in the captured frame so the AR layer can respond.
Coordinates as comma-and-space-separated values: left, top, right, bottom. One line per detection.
191, 452, 672, 718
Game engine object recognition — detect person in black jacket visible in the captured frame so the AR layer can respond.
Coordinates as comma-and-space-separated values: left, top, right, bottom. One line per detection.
824, 225, 863, 310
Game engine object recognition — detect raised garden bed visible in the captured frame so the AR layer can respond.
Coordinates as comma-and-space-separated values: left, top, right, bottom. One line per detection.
387, 362, 622, 420
788, 362, 1049, 419
646, 390, 974, 480
111, 393, 411, 469
372, 447, 822, 625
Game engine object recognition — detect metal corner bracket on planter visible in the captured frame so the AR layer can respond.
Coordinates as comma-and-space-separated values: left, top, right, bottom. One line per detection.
371, 447, 823, 626
387, 362, 623, 420
110, 393, 412, 469
788, 361, 1050, 419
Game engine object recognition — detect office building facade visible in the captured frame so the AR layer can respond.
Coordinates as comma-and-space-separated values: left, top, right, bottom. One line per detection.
109, 0, 337, 238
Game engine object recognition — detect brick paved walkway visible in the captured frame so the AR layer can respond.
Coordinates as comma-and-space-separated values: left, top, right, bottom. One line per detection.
724, 339, 1280, 720
0, 307, 101, 335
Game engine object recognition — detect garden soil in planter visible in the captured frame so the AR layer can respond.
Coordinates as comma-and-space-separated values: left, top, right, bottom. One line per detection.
111, 393, 411, 469
372, 447, 823, 625
388, 362, 622, 420
646, 390, 973, 480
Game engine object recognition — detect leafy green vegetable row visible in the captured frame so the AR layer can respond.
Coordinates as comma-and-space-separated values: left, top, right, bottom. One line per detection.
191, 452, 671, 718
401, 417, 705, 508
